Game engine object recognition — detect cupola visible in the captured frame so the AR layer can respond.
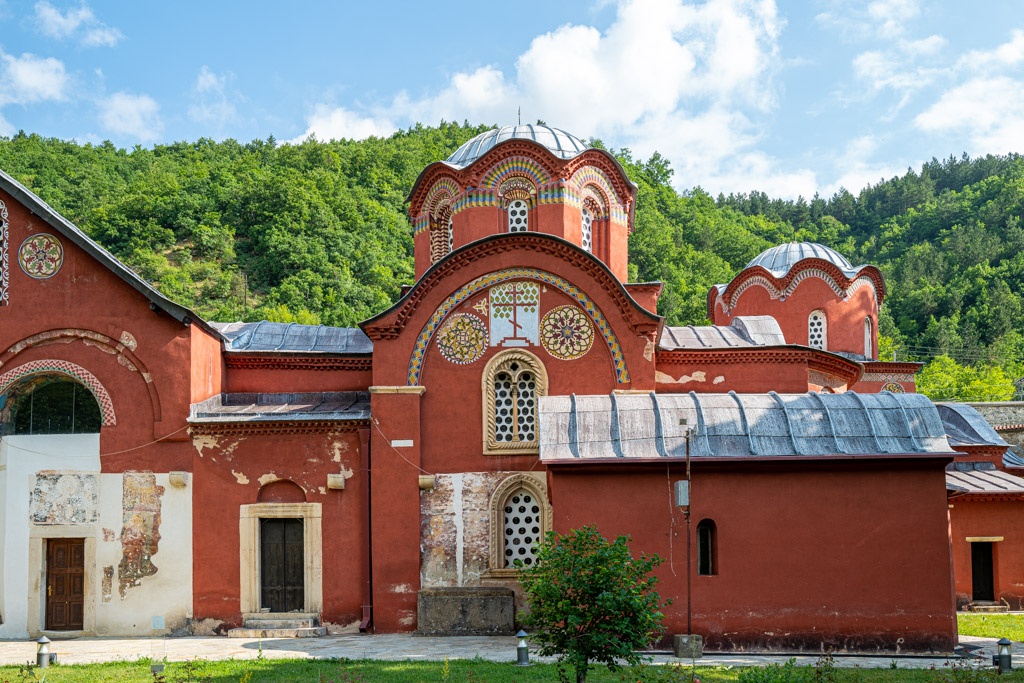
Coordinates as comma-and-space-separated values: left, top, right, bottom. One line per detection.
708, 242, 886, 359
407, 125, 637, 282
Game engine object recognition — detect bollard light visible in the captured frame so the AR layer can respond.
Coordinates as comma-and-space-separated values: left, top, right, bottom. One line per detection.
516, 629, 530, 667
35, 636, 51, 668
997, 637, 1013, 674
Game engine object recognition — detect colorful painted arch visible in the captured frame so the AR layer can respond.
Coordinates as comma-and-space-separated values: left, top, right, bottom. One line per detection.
408, 267, 630, 385
0, 358, 116, 426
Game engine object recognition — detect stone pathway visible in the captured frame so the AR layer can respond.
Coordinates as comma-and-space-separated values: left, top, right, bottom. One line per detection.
0, 633, 1021, 670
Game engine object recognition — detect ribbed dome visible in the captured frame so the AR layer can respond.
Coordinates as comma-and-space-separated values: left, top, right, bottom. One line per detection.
445, 125, 588, 169
745, 242, 861, 278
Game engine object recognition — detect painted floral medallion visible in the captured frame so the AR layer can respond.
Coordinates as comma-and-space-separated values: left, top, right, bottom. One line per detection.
881, 382, 905, 393
437, 313, 488, 364
18, 233, 63, 279
541, 305, 594, 360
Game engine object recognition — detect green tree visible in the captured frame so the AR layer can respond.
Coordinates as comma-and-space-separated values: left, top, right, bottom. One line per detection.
519, 526, 667, 683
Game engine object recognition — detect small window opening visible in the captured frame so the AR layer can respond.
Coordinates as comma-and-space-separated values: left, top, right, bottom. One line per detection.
808, 311, 827, 350
8, 376, 101, 435
447, 214, 454, 253
507, 199, 529, 232
697, 519, 717, 576
581, 207, 593, 252
502, 488, 541, 568
864, 317, 873, 359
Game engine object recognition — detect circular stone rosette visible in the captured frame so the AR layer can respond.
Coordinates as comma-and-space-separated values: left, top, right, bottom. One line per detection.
541, 305, 594, 360
881, 382, 905, 393
437, 313, 488, 364
18, 233, 63, 279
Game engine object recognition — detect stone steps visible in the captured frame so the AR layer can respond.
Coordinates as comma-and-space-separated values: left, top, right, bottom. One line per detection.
968, 601, 1009, 613
227, 612, 326, 638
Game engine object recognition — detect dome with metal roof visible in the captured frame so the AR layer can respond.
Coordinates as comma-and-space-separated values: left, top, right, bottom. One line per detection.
445, 125, 589, 169
745, 242, 862, 279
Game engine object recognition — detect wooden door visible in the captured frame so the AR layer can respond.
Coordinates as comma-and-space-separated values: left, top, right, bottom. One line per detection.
971, 541, 995, 601
46, 538, 84, 630
260, 518, 304, 612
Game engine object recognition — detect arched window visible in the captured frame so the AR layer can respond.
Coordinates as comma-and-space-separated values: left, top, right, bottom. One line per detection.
482, 349, 548, 455
696, 519, 717, 576
6, 376, 101, 435
864, 317, 873, 359
486, 473, 551, 577
430, 203, 454, 264
808, 310, 827, 350
581, 207, 593, 252
507, 199, 529, 232
447, 214, 454, 254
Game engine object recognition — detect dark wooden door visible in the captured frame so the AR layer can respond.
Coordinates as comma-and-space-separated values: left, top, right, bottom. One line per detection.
260, 519, 304, 612
971, 541, 995, 601
46, 538, 84, 630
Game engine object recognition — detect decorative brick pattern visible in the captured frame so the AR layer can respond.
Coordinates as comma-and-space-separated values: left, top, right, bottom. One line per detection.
861, 372, 916, 383
408, 268, 629, 385
721, 271, 878, 315
0, 359, 116, 425
0, 200, 7, 305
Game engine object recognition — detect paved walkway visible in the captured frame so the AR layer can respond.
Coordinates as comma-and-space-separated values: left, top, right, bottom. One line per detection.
0, 634, 1020, 670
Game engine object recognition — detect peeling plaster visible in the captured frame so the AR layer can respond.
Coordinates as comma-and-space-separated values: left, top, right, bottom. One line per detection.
119, 331, 138, 351
339, 464, 354, 479
118, 471, 164, 598
398, 610, 416, 627
192, 434, 220, 457
30, 472, 98, 525
258, 473, 280, 486
101, 566, 114, 602
714, 375, 725, 384
231, 471, 249, 485
453, 474, 464, 587
323, 619, 361, 635
656, 370, 707, 385
391, 583, 414, 593
318, 486, 327, 495
188, 618, 225, 636
102, 528, 115, 542
331, 441, 350, 462
221, 439, 242, 458
643, 337, 655, 362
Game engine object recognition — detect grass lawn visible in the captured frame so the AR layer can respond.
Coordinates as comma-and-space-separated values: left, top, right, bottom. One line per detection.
2, 658, 1024, 683
957, 612, 1024, 641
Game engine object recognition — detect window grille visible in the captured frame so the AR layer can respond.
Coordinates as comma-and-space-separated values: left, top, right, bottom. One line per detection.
8, 376, 101, 435
507, 199, 529, 232
581, 207, 593, 252
483, 349, 546, 455
808, 311, 826, 350
502, 488, 541, 568
447, 214, 453, 253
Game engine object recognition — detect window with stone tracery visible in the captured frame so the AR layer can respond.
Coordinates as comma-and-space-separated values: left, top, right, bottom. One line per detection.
486, 473, 551, 576
581, 207, 593, 252
507, 199, 529, 232
482, 349, 547, 455
808, 310, 827, 350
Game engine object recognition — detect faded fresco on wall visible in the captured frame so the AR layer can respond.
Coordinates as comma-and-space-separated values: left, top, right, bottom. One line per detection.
118, 471, 164, 598
29, 472, 98, 524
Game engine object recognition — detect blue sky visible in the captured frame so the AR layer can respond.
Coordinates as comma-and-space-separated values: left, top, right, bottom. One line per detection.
1, 0, 1022, 198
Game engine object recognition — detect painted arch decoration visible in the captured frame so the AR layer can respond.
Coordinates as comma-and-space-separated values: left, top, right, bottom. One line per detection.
407, 267, 630, 385
569, 166, 628, 227
716, 271, 879, 316
0, 359, 116, 425
481, 156, 552, 190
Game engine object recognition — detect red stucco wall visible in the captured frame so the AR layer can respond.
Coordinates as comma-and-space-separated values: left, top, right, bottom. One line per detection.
548, 459, 957, 651
949, 499, 1024, 609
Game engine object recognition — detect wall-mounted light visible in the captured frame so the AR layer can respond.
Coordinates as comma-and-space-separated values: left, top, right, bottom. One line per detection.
419, 475, 436, 491
169, 472, 188, 488
327, 474, 346, 490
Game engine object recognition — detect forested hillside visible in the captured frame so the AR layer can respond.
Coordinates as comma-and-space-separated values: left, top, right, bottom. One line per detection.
2, 123, 1022, 401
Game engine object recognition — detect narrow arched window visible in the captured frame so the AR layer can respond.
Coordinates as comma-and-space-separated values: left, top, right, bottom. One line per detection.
697, 519, 717, 576
7, 376, 101, 435
581, 207, 593, 252
502, 488, 541, 568
447, 214, 454, 253
507, 199, 529, 232
808, 310, 827, 350
864, 317, 873, 359
482, 349, 547, 455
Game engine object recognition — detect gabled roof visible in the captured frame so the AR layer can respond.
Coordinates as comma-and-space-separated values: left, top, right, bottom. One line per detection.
0, 168, 214, 334
659, 316, 786, 350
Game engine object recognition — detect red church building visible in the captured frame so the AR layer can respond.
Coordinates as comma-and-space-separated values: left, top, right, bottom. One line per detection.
0, 124, 1000, 651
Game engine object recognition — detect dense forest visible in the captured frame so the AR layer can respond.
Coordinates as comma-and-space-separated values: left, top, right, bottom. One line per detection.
1, 123, 1022, 402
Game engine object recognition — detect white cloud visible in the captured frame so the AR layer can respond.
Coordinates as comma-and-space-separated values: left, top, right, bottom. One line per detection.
287, 105, 396, 144
34, 1, 122, 47
957, 28, 1024, 70
296, 0, 807, 195
866, 0, 919, 38
915, 77, 1024, 154
97, 92, 162, 142
188, 66, 240, 128
821, 135, 906, 197
0, 51, 68, 104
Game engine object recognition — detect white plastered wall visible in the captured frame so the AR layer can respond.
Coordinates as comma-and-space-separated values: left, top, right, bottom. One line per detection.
0, 434, 192, 637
